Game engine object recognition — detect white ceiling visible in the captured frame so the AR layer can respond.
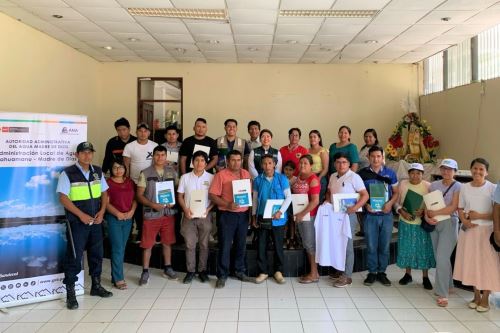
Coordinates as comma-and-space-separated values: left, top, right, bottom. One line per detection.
2, 0, 500, 64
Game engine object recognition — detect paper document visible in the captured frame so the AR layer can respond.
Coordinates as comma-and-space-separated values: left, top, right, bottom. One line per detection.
263, 199, 285, 219
167, 151, 179, 163
189, 144, 211, 168
423, 190, 450, 222
332, 193, 362, 213
292, 194, 310, 221
156, 180, 175, 205
189, 189, 207, 218
232, 179, 252, 207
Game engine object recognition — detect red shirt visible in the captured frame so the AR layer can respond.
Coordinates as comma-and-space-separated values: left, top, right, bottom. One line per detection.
209, 168, 251, 212
279, 145, 309, 176
106, 178, 135, 213
291, 173, 320, 216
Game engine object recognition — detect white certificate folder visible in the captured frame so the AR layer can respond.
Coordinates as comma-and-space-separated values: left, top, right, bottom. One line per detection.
189, 189, 207, 218
332, 193, 362, 213
263, 199, 285, 218
156, 180, 175, 205
232, 179, 252, 207
423, 190, 450, 222
292, 194, 310, 221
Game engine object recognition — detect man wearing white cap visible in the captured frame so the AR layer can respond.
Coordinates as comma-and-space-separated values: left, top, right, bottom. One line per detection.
425, 159, 461, 307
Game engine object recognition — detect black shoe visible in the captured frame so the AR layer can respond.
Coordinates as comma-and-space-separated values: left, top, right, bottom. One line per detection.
183, 272, 195, 284
398, 273, 413, 285
423, 277, 433, 290
377, 272, 392, 286
363, 273, 377, 286
216, 278, 226, 289
65, 284, 79, 310
90, 277, 113, 298
234, 271, 253, 282
198, 271, 209, 283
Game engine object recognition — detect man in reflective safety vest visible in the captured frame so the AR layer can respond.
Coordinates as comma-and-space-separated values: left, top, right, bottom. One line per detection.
56, 141, 112, 310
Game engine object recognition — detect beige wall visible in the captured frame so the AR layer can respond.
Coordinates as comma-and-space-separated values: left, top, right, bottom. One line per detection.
1, 12, 420, 165
101, 63, 418, 154
420, 80, 500, 180
0, 13, 101, 144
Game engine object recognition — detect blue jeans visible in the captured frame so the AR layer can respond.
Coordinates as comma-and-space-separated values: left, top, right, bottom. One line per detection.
106, 213, 132, 283
217, 211, 248, 279
364, 213, 393, 274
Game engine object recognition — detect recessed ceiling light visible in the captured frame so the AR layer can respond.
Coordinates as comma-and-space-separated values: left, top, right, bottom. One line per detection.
441, 17, 451, 22
280, 9, 378, 18
102, 46, 113, 50
52, 14, 63, 19
207, 39, 220, 44
127, 8, 228, 21
175, 48, 186, 54
286, 40, 298, 44
128, 37, 139, 42
248, 47, 259, 52
364, 40, 378, 44
319, 47, 331, 52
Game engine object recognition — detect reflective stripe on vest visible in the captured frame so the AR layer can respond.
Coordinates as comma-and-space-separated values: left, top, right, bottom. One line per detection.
69, 179, 101, 201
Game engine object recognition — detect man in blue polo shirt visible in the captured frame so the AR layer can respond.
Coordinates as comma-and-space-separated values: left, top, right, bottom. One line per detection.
358, 146, 399, 287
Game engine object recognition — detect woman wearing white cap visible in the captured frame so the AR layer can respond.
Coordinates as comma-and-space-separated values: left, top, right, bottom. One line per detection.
425, 159, 461, 307
453, 158, 499, 312
395, 163, 435, 290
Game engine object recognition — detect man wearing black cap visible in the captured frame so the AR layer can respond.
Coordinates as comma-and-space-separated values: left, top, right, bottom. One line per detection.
123, 123, 158, 241
56, 142, 112, 310
101, 117, 136, 175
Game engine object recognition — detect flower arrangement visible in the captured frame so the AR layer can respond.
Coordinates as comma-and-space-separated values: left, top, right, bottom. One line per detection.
386, 112, 439, 163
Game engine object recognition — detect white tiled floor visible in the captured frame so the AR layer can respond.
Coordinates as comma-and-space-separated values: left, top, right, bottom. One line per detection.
1, 260, 499, 333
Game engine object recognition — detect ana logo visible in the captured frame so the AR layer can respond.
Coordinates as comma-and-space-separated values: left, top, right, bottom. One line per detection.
61, 127, 78, 135
61, 127, 68, 134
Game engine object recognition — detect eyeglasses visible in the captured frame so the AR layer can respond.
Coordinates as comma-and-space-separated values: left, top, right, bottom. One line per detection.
112, 166, 125, 170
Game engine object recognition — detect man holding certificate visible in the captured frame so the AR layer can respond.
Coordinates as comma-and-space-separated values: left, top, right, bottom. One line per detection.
252, 154, 292, 284
177, 151, 214, 284
209, 150, 253, 288
325, 152, 368, 288
358, 146, 398, 287
136, 146, 178, 286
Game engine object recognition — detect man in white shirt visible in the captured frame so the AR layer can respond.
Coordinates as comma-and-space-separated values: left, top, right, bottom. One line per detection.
123, 123, 158, 241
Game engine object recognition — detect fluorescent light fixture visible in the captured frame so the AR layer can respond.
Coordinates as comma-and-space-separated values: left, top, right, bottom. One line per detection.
52, 14, 63, 19
279, 9, 378, 18
103, 46, 113, 50
364, 40, 378, 44
127, 8, 227, 21
128, 37, 139, 42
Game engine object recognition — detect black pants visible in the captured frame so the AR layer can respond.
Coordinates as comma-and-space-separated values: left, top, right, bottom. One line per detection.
217, 211, 248, 279
63, 218, 104, 285
257, 223, 285, 275
133, 202, 144, 239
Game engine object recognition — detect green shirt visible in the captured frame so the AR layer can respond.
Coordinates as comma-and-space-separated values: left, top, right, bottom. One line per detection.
328, 142, 359, 174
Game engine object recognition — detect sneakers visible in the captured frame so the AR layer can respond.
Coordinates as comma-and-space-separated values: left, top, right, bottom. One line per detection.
216, 278, 226, 289
198, 271, 209, 283
183, 272, 195, 284
329, 270, 343, 281
139, 271, 150, 286
399, 273, 413, 285
377, 272, 392, 286
422, 277, 433, 290
363, 273, 377, 286
255, 274, 268, 284
163, 267, 178, 280
334, 275, 352, 288
274, 272, 286, 284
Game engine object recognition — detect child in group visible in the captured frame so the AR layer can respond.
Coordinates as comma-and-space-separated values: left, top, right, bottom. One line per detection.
283, 161, 299, 249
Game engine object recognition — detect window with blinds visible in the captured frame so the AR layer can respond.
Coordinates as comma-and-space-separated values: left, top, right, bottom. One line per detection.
423, 52, 444, 94
478, 25, 500, 80
446, 39, 471, 88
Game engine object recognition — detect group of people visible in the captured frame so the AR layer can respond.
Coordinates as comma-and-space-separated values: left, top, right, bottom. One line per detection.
57, 116, 500, 313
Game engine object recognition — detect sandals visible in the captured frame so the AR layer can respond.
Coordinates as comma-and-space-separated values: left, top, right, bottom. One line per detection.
113, 281, 128, 290
298, 275, 319, 284
436, 297, 448, 307
476, 305, 490, 312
